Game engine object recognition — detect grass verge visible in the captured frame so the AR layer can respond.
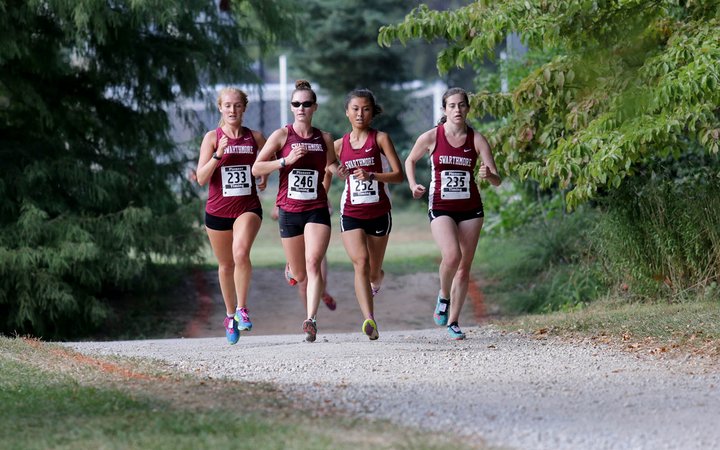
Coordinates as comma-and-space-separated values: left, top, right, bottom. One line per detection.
474, 205, 720, 359
475, 212, 603, 314
198, 203, 441, 274
475, 211, 720, 361
491, 297, 720, 360
0, 336, 484, 450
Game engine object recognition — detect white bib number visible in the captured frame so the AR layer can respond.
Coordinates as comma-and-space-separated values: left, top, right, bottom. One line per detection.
288, 169, 318, 200
221, 165, 252, 197
440, 170, 471, 200
349, 175, 379, 205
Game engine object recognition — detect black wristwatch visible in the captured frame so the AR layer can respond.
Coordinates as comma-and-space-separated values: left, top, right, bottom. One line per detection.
212, 152, 222, 160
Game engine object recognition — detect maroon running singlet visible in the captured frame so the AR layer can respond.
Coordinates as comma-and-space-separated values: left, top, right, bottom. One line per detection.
428, 125, 482, 212
275, 125, 329, 213
206, 127, 262, 218
338, 129, 391, 219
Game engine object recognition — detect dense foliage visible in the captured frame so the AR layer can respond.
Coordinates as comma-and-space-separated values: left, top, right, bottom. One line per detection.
379, 0, 720, 207
0, 0, 289, 337
596, 148, 720, 297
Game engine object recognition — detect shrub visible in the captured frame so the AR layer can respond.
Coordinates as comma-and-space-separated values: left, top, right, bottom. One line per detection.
595, 149, 720, 300
478, 206, 605, 314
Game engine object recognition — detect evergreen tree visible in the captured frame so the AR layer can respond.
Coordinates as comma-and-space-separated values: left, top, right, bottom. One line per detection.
291, 0, 415, 150
0, 0, 290, 337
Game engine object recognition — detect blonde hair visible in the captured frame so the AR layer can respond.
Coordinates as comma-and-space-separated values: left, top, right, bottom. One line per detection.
217, 87, 249, 127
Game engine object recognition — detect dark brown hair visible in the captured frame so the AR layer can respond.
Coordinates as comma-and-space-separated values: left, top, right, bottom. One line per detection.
292, 79, 317, 103
438, 87, 470, 124
344, 88, 383, 117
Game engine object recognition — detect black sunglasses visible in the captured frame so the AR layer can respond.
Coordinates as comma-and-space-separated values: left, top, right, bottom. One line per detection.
291, 101, 315, 108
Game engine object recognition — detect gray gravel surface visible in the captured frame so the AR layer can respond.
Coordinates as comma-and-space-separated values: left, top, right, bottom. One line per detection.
66, 326, 720, 450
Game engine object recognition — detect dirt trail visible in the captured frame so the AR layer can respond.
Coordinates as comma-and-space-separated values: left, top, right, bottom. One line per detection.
182, 267, 486, 340
65, 263, 720, 450
68, 324, 720, 450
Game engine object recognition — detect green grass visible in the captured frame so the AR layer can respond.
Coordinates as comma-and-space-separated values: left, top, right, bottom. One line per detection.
475, 212, 604, 314
474, 208, 720, 356
0, 337, 483, 450
380, 204, 440, 274
200, 202, 441, 274
496, 297, 720, 355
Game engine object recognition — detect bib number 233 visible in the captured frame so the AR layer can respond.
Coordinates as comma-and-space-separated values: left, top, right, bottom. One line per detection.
222, 165, 252, 197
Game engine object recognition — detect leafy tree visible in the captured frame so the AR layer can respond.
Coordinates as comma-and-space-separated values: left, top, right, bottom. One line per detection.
0, 0, 290, 338
379, 0, 720, 207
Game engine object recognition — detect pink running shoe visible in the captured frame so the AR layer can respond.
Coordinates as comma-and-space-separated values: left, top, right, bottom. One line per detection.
285, 262, 297, 286
302, 319, 317, 342
235, 307, 252, 331
223, 316, 239, 345
322, 292, 336, 311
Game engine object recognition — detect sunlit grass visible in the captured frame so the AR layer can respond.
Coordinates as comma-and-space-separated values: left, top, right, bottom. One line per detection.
199, 196, 440, 274
495, 296, 720, 355
475, 210, 720, 355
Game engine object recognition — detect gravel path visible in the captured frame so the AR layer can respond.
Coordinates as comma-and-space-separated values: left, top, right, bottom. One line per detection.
66, 325, 720, 450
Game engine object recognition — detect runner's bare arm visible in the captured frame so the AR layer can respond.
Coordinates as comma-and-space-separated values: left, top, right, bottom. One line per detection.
252, 130, 269, 190
196, 130, 221, 186
475, 132, 501, 186
405, 128, 435, 198
252, 127, 288, 176
374, 131, 404, 184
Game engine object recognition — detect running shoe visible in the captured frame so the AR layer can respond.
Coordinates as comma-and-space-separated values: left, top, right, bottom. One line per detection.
433, 296, 450, 326
322, 292, 337, 311
302, 318, 317, 343
285, 262, 297, 286
362, 318, 379, 340
447, 322, 466, 340
235, 307, 252, 331
371, 285, 381, 297
223, 315, 239, 345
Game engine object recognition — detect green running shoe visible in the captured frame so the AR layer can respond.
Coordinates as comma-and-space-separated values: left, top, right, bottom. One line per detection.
362, 318, 379, 340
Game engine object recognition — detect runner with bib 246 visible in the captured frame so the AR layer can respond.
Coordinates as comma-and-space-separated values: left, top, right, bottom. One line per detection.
252, 80, 337, 343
